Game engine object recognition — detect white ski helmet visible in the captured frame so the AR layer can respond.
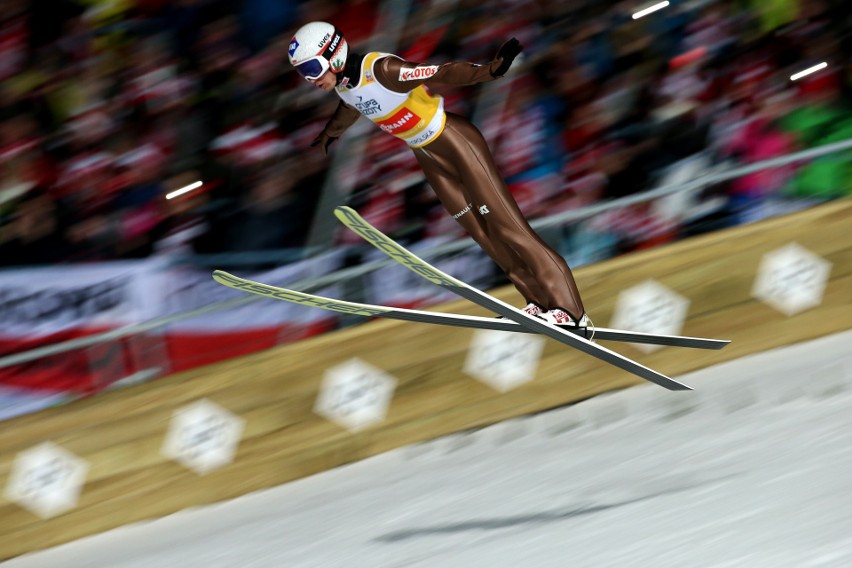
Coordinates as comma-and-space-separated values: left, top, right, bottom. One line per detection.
288, 22, 349, 80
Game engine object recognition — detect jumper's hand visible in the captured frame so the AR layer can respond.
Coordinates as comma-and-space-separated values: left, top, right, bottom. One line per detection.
311, 132, 337, 156
490, 38, 523, 77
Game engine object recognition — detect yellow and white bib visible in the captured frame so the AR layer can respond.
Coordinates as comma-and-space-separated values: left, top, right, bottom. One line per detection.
336, 52, 446, 148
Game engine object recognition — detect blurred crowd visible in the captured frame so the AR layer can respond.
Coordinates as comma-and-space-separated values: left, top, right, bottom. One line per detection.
1, 0, 851, 267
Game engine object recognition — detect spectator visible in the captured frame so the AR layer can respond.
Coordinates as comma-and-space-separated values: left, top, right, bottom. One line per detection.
0, 189, 69, 266
226, 163, 313, 252
0, 0, 847, 268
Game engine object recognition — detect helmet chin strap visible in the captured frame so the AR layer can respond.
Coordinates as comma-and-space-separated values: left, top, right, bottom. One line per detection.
337, 52, 364, 87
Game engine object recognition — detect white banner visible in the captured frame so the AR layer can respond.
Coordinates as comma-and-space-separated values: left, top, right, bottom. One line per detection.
161, 250, 346, 332
0, 252, 346, 339
0, 260, 165, 338
0, 254, 348, 408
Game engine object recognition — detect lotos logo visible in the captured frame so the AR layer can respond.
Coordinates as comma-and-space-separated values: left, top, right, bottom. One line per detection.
288, 38, 299, 57
399, 65, 439, 81
377, 107, 421, 134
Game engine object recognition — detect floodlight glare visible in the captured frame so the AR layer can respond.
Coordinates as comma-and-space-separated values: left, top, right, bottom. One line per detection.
790, 62, 828, 81
633, 1, 670, 19
166, 181, 203, 200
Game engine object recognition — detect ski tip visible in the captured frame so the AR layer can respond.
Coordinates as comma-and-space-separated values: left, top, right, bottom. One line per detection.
212, 270, 240, 287
333, 206, 356, 222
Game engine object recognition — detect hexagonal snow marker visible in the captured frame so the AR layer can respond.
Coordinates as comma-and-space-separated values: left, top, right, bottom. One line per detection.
4, 442, 89, 519
464, 330, 545, 392
752, 243, 831, 316
611, 280, 690, 353
162, 399, 245, 476
315, 358, 397, 432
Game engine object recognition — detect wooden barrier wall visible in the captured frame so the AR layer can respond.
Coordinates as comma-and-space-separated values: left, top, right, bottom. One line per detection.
1, 198, 850, 560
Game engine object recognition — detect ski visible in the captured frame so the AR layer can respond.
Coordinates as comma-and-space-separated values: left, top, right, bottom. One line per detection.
212, 270, 730, 351
334, 205, 695, 390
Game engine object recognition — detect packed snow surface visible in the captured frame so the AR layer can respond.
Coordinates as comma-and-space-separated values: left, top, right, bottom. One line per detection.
5, 331, 852, 568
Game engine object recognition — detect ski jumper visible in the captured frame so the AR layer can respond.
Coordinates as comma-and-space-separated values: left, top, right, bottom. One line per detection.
321, 52, 585, 319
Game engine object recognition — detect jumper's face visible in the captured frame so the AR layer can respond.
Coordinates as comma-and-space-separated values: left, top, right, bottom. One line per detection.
308, 70, 337, 91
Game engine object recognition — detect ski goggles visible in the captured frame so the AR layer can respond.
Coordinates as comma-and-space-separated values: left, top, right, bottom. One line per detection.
294, 56, 329, 81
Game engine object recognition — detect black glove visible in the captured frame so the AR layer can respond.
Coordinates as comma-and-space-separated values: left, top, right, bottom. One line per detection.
311, 132, 337, 156
491, 38, 523, 77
